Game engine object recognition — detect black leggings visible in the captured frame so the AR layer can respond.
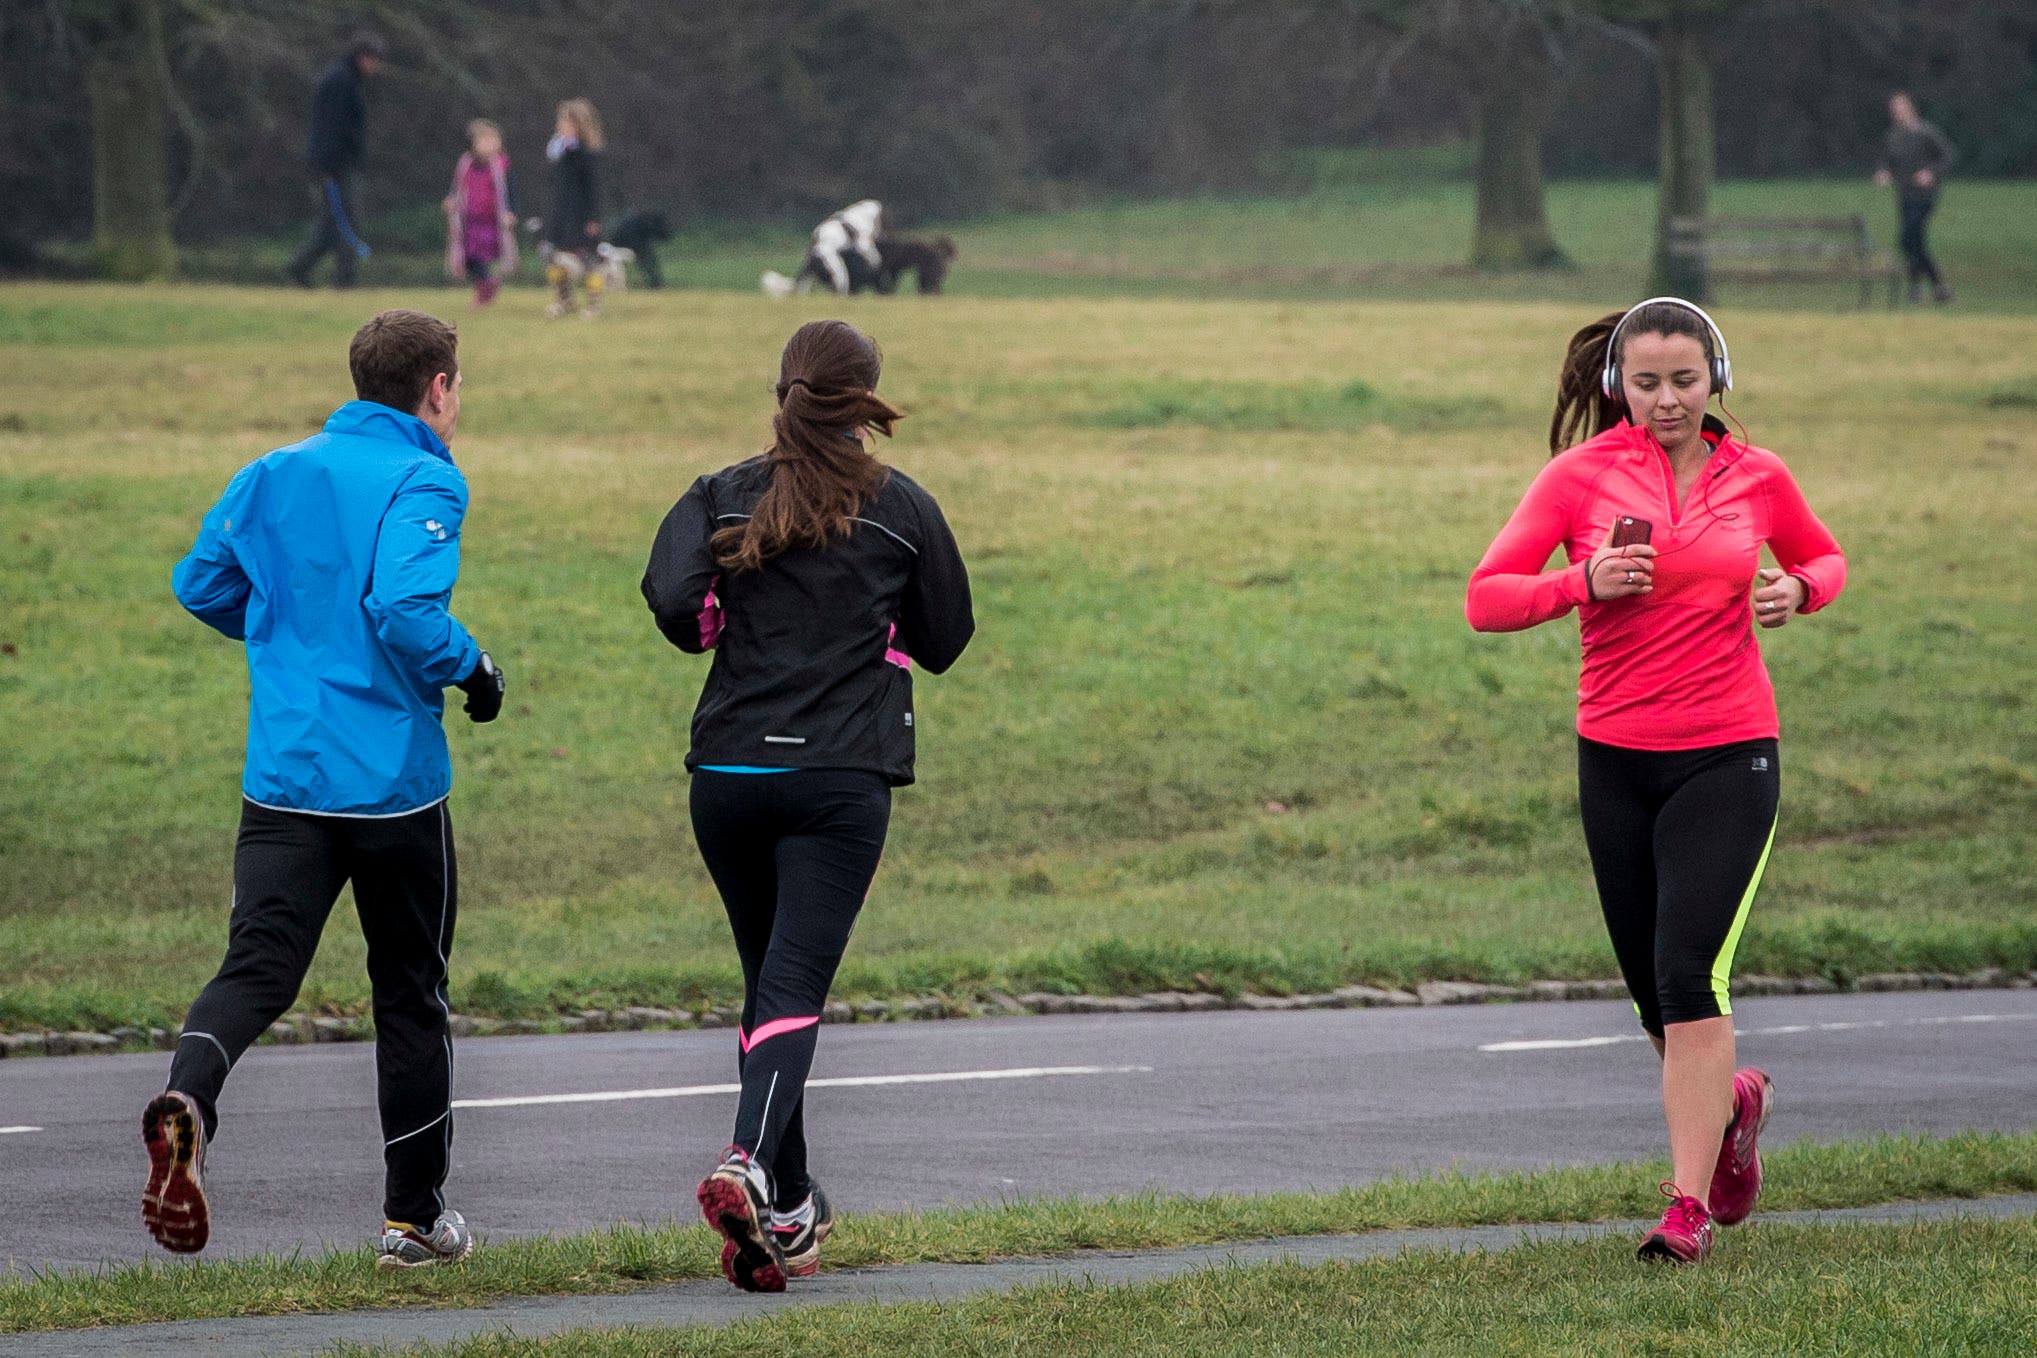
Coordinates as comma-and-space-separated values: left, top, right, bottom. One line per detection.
1577, 737, 1779, 1037
1898, 195, 1943, 289
167, 798, 457, 1226
690, 769, 891, 1209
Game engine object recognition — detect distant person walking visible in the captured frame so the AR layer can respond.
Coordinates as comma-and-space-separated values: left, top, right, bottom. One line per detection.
642, 320, 973, 1293
444, 119, 517, 307
287, 31, 386, 289
541, 98, 606, 318
1467, 298, 1846, 1265
143, 310, 507, 1270
1874, 91, 1956, 305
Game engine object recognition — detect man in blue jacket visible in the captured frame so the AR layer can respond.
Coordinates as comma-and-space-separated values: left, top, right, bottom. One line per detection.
286, 31, 385, 288
142, 310, 505, 1271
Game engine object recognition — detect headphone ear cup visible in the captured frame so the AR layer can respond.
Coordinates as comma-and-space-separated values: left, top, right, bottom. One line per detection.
1602, 363, 1620, 402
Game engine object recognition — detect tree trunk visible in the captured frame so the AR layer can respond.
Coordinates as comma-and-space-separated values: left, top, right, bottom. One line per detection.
1651, 13, 1713, 299
84, 0, 176, 281
1471, 31, 1568, 271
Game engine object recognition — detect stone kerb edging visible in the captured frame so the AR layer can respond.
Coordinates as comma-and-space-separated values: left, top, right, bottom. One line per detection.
3, 968, 2033, 1059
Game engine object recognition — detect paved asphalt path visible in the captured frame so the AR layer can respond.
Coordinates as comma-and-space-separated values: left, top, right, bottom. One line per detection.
5, 987, 2035, 1274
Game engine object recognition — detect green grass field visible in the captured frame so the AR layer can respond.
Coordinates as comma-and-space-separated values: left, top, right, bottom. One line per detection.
6, 1130, 2033, 1333
328, 1218, 2037, 1358
151, 171, 2037, 313
2, 243, 2034, 1031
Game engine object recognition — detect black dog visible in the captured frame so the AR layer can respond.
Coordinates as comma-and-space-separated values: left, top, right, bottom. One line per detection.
608, 208, 674, 288
875, 235, 957, 295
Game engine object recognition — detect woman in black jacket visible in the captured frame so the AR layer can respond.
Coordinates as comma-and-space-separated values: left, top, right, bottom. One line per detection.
642, 319, 974, 1294
542, 98, 605, 317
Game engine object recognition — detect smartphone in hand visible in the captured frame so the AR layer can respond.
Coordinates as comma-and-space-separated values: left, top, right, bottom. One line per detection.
1611, 516, 1653, 548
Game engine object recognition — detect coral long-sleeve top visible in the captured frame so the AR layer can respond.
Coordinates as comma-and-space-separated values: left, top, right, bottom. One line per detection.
1466, 419, 1846, 751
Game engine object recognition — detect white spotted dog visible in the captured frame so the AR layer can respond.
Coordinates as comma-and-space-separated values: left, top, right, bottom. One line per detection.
597, 242, 635, 291
761, 199, 885, 297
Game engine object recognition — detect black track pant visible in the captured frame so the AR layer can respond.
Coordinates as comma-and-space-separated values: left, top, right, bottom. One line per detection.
690, 769, 891, 1209
166, 798, 457, 1226
1577, 737, 1779, 1037
288, 172, 362, 286
1897, 195, 1943, 289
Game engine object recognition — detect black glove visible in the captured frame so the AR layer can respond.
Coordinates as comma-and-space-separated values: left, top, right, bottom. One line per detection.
456, 650, 505, 723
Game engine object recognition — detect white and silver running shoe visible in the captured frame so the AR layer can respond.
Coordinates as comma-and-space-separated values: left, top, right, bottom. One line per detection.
376, 1209, 475, 1270
698, 1145, 786, 1292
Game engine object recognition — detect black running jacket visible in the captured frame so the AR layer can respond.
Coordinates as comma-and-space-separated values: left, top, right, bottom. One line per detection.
642, 458, 974, 785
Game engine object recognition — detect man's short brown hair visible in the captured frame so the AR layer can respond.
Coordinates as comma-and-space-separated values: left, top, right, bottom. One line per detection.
349, 310, 458, 415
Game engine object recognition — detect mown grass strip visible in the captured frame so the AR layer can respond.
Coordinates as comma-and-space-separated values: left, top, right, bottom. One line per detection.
327, 1216, 2037, 1358
5, 1130, 2035, 1335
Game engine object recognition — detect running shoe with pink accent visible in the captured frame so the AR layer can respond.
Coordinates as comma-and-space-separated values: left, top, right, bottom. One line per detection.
1637, 1182, 1713, 1263
698, 1145, 786, 1293
772, 1183, 835, 1278
1709, 1067, 1774, 1226
141, 1091, 210, 1254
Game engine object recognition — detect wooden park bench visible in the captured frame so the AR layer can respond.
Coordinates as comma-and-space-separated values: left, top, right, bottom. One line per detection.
1667, 215, 1901, 306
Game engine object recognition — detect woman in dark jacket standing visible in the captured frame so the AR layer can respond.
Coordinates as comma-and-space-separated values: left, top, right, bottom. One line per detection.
542, 98, 605, 317
643, 320, 973, 1294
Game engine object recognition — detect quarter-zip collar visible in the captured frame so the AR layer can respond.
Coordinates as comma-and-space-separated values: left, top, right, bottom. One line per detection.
1618, 414, 1745, 526
323, 400, 456, 466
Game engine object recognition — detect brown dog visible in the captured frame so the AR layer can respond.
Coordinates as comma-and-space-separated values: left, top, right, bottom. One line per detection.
875, 235, 957, 295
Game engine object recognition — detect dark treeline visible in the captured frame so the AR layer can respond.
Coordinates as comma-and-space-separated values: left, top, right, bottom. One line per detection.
4, 0, 2033, 250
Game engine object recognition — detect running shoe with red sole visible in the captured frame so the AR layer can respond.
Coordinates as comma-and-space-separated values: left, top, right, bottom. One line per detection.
1637, 1182, 1713, 1263
1709, 1067, 1774, 1226
141, 1091, 210, 1254
698, 1146, 786, 1293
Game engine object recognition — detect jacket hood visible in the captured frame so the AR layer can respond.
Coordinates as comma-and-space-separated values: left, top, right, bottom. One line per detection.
323, 401, 454, 464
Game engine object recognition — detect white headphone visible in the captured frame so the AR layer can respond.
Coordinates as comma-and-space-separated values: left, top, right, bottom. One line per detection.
1600, 296, 1733, 399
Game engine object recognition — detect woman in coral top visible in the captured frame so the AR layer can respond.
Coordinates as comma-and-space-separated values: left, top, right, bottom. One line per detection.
1467, 298, 1846, 1264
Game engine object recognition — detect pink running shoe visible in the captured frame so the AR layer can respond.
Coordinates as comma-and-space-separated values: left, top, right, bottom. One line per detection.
1709, 1067, 1774, 1227
1637, 1182, 1713, 1263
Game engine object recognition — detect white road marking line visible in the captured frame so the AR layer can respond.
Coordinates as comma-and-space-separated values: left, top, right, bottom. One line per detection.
1483, 1035, 1645, 1052
0, 1125, 43, 1135
452, 1064, 1153, 1110
1480, 1011, 2037, 1053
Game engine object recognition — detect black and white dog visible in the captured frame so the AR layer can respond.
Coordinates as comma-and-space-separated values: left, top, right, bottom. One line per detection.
763, 199, 885, 296
608, 208, 674, 288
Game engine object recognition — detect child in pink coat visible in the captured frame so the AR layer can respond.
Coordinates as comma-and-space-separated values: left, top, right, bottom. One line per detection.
444, 120, 517, 306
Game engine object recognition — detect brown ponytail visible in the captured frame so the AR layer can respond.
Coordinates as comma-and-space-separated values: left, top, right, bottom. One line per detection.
712, 319, 903, 572
1549, 310, 1626, 454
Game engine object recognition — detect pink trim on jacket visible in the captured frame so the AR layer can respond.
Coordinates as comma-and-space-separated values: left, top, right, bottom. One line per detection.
698, 575, 725, 649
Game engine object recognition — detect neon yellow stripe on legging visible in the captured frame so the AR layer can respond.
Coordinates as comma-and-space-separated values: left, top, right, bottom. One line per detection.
1710, 814, 1778, 1016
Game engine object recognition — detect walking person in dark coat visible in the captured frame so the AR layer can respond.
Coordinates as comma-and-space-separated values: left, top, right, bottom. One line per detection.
287, 32, 387, 289
1874, 91, 1956, 305
541, 98, 607, 317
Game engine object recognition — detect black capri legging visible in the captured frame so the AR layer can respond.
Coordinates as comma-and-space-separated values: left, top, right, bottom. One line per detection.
690, 768, 891, 1209
1577, 736, 1779, 1036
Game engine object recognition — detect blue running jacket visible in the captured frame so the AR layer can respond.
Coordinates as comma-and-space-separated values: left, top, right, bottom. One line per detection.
173, 401, 482, 816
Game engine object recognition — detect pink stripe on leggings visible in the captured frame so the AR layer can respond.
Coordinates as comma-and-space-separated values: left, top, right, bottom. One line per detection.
740, 1015, 820, 1053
